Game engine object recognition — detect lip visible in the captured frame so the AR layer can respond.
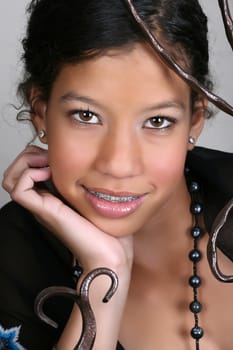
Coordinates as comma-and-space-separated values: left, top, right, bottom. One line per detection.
83, 186, 147, 219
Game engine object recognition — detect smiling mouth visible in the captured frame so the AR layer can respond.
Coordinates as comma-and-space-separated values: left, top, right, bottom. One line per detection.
83, 186, 147, 218
87, 189, 141, 203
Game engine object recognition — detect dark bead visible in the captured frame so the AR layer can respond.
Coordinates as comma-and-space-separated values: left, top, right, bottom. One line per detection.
189, 181, 200, 193
189, 275, 201, 288
190, 301, 202, 313
191, 326, 204, 339
189, 249, 202, 262
191, 226, 202, 239
72, 265, 83, 280
190, 202, 203, 215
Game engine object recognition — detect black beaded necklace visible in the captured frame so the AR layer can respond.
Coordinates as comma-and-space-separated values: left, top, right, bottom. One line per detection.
186, 168, 204, 349
71, 170, 206, 350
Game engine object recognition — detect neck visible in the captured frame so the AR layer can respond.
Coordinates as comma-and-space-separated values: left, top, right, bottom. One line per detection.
133, 176, 193, 275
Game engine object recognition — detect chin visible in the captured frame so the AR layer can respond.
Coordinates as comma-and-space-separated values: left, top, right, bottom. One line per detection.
87, 215, 142, 237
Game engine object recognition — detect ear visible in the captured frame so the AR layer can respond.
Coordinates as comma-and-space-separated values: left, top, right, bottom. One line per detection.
188, 96, 208, 150
30, 88, 48, 144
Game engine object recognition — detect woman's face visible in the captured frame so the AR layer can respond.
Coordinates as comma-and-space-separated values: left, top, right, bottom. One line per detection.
35, 43, 204, 236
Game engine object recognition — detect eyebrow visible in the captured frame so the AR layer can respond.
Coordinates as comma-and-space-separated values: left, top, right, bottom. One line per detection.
59, 92, 103, 109
59, 92, 186, 112
142, 101, 186, 113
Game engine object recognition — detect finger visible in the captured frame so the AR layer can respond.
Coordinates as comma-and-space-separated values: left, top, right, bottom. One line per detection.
9, 146, 48, 170
2, 149, 49, 192
10, 167, 131, 268
10, 167, 51, 211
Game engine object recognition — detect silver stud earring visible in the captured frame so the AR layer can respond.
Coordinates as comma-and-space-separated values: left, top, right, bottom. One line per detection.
38, 130, 46, 139
188, 136, 196, 145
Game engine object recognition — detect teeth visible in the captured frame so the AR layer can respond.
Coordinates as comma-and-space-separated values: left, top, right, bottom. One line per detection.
89, 190, 139, 202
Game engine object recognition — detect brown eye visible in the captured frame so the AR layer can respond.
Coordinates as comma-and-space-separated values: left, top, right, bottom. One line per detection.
71, 110, 100, 124
144, 116, 174, 129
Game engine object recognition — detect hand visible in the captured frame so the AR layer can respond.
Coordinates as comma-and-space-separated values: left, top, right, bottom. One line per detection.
3, 145, 133, 349
2, 145, 49, 193
2, 145, 134, 272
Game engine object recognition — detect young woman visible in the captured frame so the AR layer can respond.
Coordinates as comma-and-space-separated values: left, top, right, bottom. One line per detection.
1, 1, 233, 349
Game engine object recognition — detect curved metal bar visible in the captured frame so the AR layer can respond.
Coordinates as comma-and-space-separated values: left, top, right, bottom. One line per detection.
219, 0, 233, 51
35, 268, 118, 349
124, 0, 233, 117
35, 286, 79, 329
207, 198, 233, 282
79, 267, 118, 303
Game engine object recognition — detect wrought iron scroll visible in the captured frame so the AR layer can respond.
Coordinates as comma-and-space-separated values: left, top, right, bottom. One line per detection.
124, 0, 233, 117
35, 2, 233, 349
35, 268, 118, 349
207, 198, 233, 282
124, 0, 233, 284
218, 0, 233, 51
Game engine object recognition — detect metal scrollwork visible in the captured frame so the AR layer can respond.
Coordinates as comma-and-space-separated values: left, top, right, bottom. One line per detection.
35, 268, 118, 349
35, 3, 233, 349
124, 0, 233, 117
124, 0, 233, 284
207, 198, 233, 282
218, 0, 233, 51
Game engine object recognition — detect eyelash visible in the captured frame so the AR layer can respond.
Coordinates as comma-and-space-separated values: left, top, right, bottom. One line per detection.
68, 109, 176, 130
143, 116, 176, 130
69, 109, 101, 125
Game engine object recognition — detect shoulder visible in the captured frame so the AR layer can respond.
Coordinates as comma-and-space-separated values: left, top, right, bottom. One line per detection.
0, 200, 32, 221
0, 201, 48, 258
187, 146, 233, 183
0, 200, 37, 233
187, 146, 233, 217
0, 201, 42, 257
0, 201, 75, 346
0, 201, 73, 288
187, 147, 233, 261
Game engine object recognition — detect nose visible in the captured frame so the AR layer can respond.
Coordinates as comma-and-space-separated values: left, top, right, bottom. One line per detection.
94, 128, 143, 179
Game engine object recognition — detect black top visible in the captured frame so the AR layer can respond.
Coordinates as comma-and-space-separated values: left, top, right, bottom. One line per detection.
0, 147, 232, 350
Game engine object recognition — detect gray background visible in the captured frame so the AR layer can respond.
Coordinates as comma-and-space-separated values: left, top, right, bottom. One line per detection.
1, 0, 233, 207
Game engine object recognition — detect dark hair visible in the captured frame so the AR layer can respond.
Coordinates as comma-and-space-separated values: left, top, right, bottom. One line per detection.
18, 0, 212, 111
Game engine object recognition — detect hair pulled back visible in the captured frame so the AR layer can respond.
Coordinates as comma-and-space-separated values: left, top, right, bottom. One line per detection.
19, 0, 211, 106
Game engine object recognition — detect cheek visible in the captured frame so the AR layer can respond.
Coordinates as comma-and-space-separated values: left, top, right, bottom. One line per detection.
47, 131, 95, 183
146, 141, 188, 188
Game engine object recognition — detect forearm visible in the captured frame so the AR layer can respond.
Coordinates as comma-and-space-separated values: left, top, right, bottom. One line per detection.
56, 266, 131, 350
